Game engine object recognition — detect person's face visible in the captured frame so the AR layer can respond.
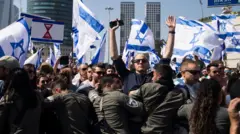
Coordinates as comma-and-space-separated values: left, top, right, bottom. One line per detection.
87, 68, 93, 81
38, 77, 48, 89
79, 64, 88, 79
218, 64, 225, 76
209, 66, 220, 81
73, 65, 78, 75
106, 69, 114, 75
181, 63, 200, 85
201, 69, 208, 76
24, 66, 35, 80
152, 70, 161, 82
92, 67, 105, 81
111, 78, 122, 90
133, 54, 148, 73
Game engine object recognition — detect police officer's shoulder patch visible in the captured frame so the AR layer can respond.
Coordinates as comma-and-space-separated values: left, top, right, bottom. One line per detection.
127, 98, 139, 107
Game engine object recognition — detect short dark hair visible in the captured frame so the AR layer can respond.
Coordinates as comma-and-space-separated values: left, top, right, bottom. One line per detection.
211, 60, 223, 65
180, 59, 198, 72
36, 73, 47, 84
92, 63, 105, 72
106, 65, 115, 72
154, 64, 173, 80
100, 74, 121, 86
51, 78, 68, 91
207, 63, 219, 72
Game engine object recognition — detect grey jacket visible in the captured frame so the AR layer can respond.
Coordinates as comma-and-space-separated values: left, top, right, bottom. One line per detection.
101, 90, 145, 134
131, 83, 184, 134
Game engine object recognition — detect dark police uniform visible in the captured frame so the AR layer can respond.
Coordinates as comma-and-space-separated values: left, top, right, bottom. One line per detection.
100, 90, 145, 134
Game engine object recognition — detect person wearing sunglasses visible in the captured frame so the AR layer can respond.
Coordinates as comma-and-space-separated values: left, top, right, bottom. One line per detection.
110, 16, 176, 94
76, 63, 105, 96
175, 59, 201, 101
72, 63, 88, 87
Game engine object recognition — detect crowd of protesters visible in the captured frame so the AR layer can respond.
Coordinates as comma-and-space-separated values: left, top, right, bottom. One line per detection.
0, 16, 240, 134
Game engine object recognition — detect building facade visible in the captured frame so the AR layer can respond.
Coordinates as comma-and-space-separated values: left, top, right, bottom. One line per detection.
120, 2, 135, 54
145, 2, 161, 53
0, 0, 19, 29
27, 0, 73, 48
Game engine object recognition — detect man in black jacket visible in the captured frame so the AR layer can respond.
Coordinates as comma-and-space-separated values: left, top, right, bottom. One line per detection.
109, 16, 176, 94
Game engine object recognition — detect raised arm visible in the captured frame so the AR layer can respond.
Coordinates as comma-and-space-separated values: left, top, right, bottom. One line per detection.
109, 21, 120, 60
228, 98, 240, 134
163, 16, 176, 59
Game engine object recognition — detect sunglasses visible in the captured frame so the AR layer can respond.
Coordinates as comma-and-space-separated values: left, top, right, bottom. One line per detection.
81, 68, 87, 71
184, 70, 200, 75
41, 80, 48, 84
96, 71, 105, 75
133, 59, 148, 63
213, 71, 220, 74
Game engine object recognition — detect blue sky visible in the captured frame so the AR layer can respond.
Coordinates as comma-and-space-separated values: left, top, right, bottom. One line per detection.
14, 0, 239, 41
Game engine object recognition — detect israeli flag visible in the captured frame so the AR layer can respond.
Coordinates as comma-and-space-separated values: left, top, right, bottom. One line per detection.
53, 43, 61, 59
173, 17, 223, 66
46, 47, 56, 67
123, 19, 160, 68
0, 18, 30, 67
127, 19, 155, 52
212, 15, 240, 53
24, 48, 43, 69
91, 31, 107, 64
72, 0, 104, 64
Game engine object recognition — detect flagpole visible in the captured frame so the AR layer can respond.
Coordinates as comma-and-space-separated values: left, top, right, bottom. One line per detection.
105, 7, 114, 64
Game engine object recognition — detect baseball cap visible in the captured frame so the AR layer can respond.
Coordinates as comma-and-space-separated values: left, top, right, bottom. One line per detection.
0, 56, 20, 70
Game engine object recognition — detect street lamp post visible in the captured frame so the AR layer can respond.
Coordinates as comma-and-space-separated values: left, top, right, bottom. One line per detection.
105, 7, 114, 63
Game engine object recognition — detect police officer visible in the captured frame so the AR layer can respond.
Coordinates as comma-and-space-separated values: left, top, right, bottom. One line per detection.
89, 74, 144, 134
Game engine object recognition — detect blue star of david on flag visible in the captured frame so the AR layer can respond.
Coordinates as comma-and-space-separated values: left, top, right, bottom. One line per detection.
190, 28, 205, 45
10, 39, 25, 60
232, 36, 240, 46
135, 30, 146, 44
219, 22, 226, 33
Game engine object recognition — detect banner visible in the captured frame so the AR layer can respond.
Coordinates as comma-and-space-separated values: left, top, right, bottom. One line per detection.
208, 0, 240, 7
31, 19, 64, 43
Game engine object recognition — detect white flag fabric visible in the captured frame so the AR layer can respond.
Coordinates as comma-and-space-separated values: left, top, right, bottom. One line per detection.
24, 48, 43, 69
123, 19, 160, 68
91, 31, 107, 64
46, 47, 56, 67
53, 43, 61, 59
72, 0, 104, 63
173, 17, 223, 66
0, 18, 30, 67
211, 14, 240, 53
127, 19, 155, 52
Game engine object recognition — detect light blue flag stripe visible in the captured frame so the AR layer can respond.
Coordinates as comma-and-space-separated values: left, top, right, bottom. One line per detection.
176, 18, 203, 27
212, 15, 236, 20
131, 20, 141, 25
79, 6, 104, 33
126, 44, 152, 52
173, 46, 211, 56
91, 31, 107, 64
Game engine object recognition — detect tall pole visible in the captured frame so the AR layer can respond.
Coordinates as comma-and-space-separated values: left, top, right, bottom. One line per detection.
105, 7, 114, 63
199, 0, 204, 19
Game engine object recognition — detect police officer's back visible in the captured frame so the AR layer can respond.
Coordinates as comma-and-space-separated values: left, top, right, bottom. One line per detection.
44, 78, 96, 134
94, 75, 145, 134
130, 64, 184, 134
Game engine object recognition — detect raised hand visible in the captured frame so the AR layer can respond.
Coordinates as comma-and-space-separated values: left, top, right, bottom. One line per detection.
110, 19, 120, 32
166, 16, 176, 32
